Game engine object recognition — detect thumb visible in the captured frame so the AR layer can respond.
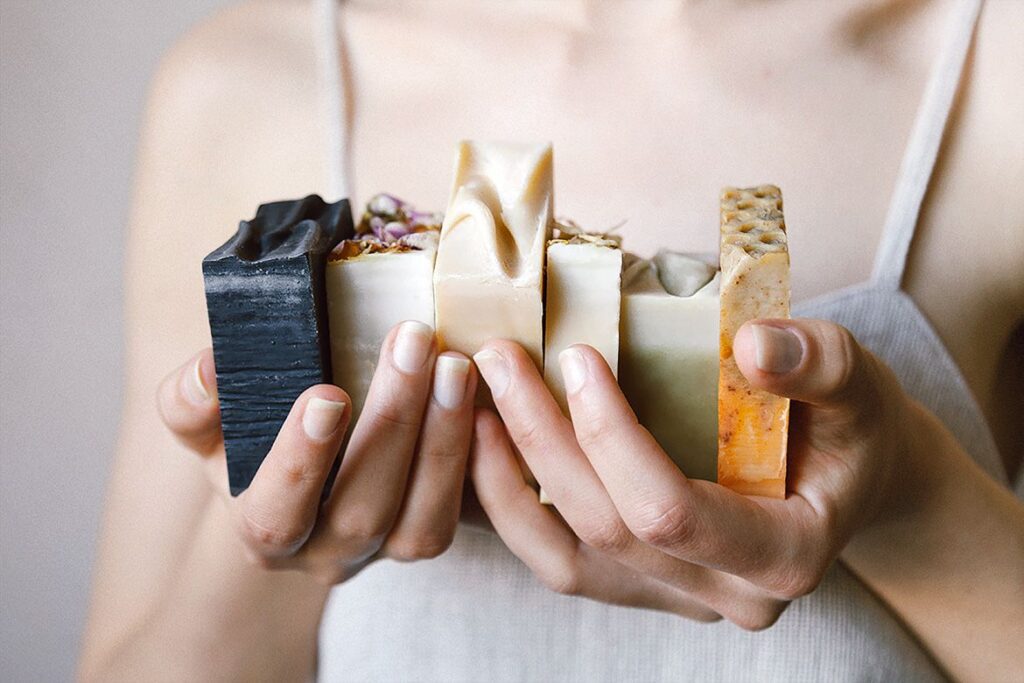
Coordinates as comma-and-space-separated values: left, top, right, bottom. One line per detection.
157, 348, 223, 455
732, 319, 889, 412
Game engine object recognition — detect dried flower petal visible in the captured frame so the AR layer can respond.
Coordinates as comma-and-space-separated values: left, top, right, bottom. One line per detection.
337, 193, 444, 260
368, 193, 401, 216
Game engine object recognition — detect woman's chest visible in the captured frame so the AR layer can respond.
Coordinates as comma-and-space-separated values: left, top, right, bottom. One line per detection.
341, 1, 937, 302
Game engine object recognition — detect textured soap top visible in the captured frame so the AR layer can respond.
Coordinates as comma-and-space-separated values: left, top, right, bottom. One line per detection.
436, 140, 553, 284
622, 251, 718, 298
205, 195, 351, 265
719, 185, 788, 259
329, 193, 442, 261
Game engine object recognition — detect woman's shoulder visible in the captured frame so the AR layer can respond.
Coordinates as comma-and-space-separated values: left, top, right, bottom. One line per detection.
135, 0, 328, 241
126, 1, 329, 364
906, 0, 1024, 334
154, 0, 315, 98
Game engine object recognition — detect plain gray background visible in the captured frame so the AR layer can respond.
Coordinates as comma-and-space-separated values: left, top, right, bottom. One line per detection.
1, 1, 230, 679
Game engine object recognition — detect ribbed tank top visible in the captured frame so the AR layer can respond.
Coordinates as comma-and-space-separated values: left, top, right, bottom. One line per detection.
312, 1, 1015, 679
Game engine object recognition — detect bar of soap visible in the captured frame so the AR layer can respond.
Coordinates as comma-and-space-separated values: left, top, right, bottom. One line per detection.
542, 235, 623, 413
325, 195, 440, 424
540, 233, 622, 504
433, 141, 554, 396
718, 185, 790, 498
619, 251, 720, 481
203, 195, 353, 496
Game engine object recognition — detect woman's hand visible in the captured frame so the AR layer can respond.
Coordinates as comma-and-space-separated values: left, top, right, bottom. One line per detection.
157, 320, 477, 585
469, 319, 912, 629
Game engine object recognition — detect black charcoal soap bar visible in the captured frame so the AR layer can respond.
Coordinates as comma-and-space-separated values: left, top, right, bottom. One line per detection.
203, 195, 354, 496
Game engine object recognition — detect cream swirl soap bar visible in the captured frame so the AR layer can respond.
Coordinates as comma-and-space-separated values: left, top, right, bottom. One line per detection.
718, 185, 790, 498
619, 252, 720, 481
326, 194, 442, 424
433, 141, 554, 388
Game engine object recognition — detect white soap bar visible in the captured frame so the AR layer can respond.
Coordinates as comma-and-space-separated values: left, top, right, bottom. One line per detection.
325, 243, 436, 423
543, 240, 623, 413
433, 141, 553, 384
540, 238, 622, 504
619, 251, 720, 481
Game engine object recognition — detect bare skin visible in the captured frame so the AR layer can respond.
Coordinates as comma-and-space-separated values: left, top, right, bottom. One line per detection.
80, 1, 1023, 681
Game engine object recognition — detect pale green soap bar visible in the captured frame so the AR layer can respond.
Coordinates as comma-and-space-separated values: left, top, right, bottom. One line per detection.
619, 252, 719, 481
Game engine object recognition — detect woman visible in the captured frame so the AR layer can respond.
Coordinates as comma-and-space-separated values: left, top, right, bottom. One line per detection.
80, 0, 1023, 680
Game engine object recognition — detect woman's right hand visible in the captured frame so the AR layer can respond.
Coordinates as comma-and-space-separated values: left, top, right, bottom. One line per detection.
156, 320, 477, 585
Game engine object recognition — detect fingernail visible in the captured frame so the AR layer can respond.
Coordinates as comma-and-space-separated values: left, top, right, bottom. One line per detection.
751, 324, 803, 374
432, 355, 471, 410
558, 348, 587, 394
473, 349, 510, 398
184, 358, 211, 404
393, 321, 433, 374
303, 397, 346, 440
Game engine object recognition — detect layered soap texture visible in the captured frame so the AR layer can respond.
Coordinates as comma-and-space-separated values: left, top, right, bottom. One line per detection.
203, 195, 353, 496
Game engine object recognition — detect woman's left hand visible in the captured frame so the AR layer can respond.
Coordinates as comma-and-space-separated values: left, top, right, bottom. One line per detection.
469, 319, 913, 629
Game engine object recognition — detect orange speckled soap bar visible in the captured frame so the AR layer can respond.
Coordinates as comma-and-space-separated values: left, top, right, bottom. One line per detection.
718, 185, 790, 498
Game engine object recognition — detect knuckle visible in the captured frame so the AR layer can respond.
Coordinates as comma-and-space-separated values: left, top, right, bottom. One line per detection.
368, 399, 422, 433
771, 565, 825, 601
577, 517, 633, 555
239, 512, 308, 558
820, 323, 872, 405
537, 558, 584, 597
728, 600, 789, 632
508, 418, 548, 453
674, 604, 724, 623
329, 511, 391, 551
385, 533, 454, 562
309, 563, 350, 586
694, 610, 724, 624
275, 452, 322, 487
628, 500, 698, 549
418, 440, 465, 464
574, 417, 622, 452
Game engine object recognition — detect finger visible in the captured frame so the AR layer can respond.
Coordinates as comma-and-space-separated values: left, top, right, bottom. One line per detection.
732, 319, 896, 415
380, 353, 477, 561
156, 348, 222, 455
474, 341, 718, 597
315, 321, 436, 560
469, 409, 720, 622
560, 344, 815, 590
732, 319, 902, 571
473, 340, 613, 515
239, 384, 351, 561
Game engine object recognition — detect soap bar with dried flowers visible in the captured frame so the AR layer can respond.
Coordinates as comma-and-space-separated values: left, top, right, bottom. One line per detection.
325, 194, 442, 423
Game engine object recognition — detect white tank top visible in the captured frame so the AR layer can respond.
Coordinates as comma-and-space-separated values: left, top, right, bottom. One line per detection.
312, 1, 1014, 679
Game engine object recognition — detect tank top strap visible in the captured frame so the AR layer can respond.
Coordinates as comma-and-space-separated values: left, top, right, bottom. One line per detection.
871, 0, 983, 291
315, 0, 353, 202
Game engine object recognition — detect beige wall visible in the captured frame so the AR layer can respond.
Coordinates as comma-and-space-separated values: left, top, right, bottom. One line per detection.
0, 1, 231, 679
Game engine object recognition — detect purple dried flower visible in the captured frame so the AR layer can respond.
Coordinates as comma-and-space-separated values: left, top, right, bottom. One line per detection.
368, 193, 401, 216
382, 220, 410, 242
367, 215, 387, 240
